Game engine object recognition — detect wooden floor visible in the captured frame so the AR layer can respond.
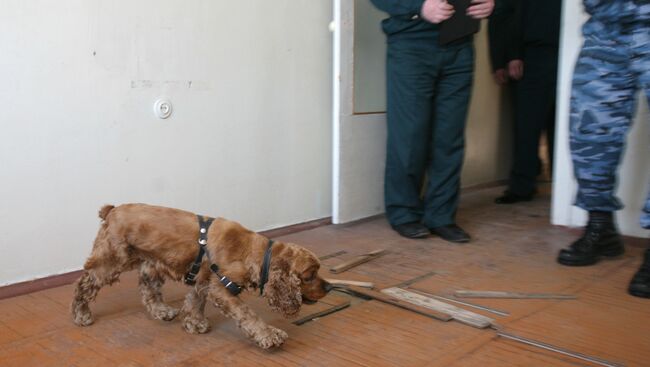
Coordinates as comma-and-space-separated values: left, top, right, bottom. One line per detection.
1, 186, 648, 367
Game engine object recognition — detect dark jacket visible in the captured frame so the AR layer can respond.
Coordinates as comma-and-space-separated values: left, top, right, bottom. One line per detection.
488, 0, 518, 71
488, 0, 561, 67
515, 0, 562, 50
370, 0, 439, 40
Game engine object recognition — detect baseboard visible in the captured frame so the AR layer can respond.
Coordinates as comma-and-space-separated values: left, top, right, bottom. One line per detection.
461, 179, 508, 194
0, 270, 84, 301
0, 216, 332, 301
259, 217, 332, 239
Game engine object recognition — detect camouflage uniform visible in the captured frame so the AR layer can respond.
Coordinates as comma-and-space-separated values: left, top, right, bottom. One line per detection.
570, 0, 650, 229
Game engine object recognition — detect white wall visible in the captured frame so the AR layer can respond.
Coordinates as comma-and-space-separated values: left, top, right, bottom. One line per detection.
552, 1, 650, 238
0, 0, 333, 286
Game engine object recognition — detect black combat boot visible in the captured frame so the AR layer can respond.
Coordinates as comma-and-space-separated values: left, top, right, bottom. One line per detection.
557, 211, 624, 266
628, 247, 650, 298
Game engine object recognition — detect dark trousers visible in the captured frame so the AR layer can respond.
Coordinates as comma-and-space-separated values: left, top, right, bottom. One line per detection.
384, 39, 474, 228
509, 46, 558, 196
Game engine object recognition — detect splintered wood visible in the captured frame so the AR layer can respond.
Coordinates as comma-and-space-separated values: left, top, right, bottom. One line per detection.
329, 249, 387, 274
325, 279, 374, 289
382, 287, 494, 329
342, 286, 452, 322
318, 250, 347, 261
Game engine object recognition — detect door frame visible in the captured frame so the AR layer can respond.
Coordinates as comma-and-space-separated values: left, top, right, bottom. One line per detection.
332, 0, 387, 224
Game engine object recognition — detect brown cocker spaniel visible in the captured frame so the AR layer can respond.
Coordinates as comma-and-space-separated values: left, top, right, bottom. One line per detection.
71, 203, 331, 349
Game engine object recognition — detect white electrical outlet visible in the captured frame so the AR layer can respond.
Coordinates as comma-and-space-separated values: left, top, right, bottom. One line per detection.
153, 99, 173, 119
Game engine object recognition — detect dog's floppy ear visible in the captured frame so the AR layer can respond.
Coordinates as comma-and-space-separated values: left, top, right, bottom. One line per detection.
263, 257, 302, 318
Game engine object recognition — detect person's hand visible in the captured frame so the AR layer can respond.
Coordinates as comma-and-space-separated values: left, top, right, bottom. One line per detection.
508, 59, 524, 80
493, 68, 509, 85
421, 0, 455, 24
466, 0, 494, 19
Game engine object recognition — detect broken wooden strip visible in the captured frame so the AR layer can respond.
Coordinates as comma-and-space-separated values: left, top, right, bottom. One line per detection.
407, 288, 509, 317
292, 301, 351, 325
340, 286, 452, 322
326, 279, 374, 289
497, 330, 625, 367
392, 271, 437, 288
382, 287, 494, 329
318, 250, 348, 261
455, 290, 577, 300
329, 249, 387, 274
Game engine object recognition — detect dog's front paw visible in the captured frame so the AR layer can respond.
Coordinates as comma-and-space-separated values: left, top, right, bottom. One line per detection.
182, 316, 211, 334
151, 305, 179, 321
255, 326, 288, 349
72, 310, 94, 327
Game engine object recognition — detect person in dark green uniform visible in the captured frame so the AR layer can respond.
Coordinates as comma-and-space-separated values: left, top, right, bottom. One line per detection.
370, 0, 494, 241
492, 0, 562, 204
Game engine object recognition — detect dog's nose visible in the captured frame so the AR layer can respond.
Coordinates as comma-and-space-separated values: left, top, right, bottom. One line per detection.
323, 281, 333, 293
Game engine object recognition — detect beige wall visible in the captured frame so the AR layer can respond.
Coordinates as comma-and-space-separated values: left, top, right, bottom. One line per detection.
0, 0, 333, 285
462, 25, 513, 186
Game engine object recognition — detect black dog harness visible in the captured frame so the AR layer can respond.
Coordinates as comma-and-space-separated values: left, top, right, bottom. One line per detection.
259, 239, 274, 295
184, 215, 242, 295
183, 215, 275, 297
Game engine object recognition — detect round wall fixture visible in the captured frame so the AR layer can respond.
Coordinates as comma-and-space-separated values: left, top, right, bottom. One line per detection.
153, 99, 173, 119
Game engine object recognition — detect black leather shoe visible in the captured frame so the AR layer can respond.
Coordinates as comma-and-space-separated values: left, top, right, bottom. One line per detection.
392, 222, 429, 239
429, 224, 470, 243
629, 248, 650, 298
557, 212, 624, 266
494, 190, 535, 204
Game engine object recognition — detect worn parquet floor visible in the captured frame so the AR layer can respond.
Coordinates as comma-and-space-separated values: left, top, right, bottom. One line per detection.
0, 186, 648, 366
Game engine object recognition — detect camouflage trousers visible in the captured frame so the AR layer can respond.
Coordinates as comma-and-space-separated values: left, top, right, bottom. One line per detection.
570, 18, 650, 229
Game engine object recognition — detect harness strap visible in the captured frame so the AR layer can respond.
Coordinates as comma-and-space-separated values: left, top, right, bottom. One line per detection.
183, 215, 262, 298
210, 263, 242, 296
259, 239, 275, 296
183, 215, 214, 286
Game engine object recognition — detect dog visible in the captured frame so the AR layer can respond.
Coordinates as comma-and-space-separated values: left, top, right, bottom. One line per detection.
71, 203, 331, 349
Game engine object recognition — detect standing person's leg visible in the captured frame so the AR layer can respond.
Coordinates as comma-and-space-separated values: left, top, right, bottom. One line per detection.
630, 21, 650, 232
385, 40, 438, 238
627, 21, 650, 298
423, 42, 474, 243
496, 47, 557, 203
557, 24, 638, 266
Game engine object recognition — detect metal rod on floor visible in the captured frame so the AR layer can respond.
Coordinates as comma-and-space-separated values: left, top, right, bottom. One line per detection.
496, 330, 625, 367
456, 290, 577, 300
292, 301, 351, 325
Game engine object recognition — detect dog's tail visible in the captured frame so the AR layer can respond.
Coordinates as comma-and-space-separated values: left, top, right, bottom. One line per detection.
98, 205, 115, 221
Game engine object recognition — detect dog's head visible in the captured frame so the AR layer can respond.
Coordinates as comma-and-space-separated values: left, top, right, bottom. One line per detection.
263, 242, 331, 318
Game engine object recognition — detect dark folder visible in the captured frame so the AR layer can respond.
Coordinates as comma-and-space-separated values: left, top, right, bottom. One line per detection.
439, 0, 480, 45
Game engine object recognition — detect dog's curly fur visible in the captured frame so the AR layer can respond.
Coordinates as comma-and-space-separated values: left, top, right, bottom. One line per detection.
71, 203, 331, 349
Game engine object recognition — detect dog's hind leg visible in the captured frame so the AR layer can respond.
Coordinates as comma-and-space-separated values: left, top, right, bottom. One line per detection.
138, 261, 179, 321
70, 265, 125, 326
180, 283, 211, 334
71, 229, 134, 326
